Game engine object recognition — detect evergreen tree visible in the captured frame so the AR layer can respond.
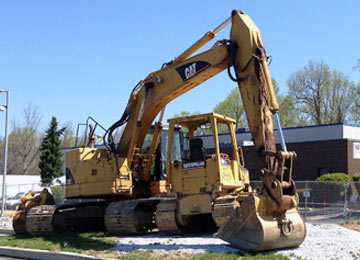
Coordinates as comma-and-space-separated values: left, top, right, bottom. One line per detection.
38, 117, 65, 185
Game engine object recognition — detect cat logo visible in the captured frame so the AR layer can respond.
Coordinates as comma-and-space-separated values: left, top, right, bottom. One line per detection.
185, 63, 197, 80
175, 61, 211, 82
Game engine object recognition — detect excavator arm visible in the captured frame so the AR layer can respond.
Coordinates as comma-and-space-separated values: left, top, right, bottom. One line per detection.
214, 11, 305, 251
108, 10, 297, 204
230, 10, 298, 209
108, 11, 276, 162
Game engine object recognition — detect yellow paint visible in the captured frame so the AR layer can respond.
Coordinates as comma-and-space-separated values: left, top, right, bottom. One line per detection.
65, 148, 132, 198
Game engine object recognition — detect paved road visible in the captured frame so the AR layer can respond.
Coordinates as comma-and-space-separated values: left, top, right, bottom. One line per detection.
0, 257, 28, 260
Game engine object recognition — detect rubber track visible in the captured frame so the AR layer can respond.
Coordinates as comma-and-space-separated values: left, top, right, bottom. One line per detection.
25, 205, 56, 236
155, 198, 182, 234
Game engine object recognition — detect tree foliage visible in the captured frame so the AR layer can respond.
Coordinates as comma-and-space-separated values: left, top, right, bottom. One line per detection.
351, 60, 360, 123
353, 173, 360, 182
316, 173, 350, 182
38, 117, 65, 185
0, 103, 42, 174
272, 79, 305, 128
60, 121, 76, 148
213, 87, 246, 130
287, 60, 357, 125
172, 111, 210, 135
213, 79, 302, 130
353, 58, 360, 72
173, 111, 200, 118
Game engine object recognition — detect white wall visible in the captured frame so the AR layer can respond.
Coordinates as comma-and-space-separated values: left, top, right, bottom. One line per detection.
343, 125, 360, 140
0, 175, 41, 197
0, 175, 65, 197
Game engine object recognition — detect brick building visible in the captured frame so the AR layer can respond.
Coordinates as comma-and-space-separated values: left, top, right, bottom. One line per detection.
200, 123, 360, 181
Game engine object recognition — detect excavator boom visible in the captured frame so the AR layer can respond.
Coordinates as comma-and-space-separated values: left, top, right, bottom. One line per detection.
14, 10, 305, 252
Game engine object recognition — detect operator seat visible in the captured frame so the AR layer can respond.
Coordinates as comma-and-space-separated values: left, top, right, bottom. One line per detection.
189, 138, 206, 161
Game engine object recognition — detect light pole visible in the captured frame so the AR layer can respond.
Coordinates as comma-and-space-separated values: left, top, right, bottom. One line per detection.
0, 90, 9, 217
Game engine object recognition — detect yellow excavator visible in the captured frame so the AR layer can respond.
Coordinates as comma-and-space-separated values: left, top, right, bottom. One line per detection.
13, 10, 305, 251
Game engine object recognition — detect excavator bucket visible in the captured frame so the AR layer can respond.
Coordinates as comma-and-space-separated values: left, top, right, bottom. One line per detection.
216, 193, 306, 251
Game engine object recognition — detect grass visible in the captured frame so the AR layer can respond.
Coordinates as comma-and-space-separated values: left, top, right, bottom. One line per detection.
0, 232, 291, 260
191, 251, 290, 260
0, 232, 116, 254
118, 251, 291, 260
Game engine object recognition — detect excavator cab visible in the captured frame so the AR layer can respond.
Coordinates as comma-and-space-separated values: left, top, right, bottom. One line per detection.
140, 125, 184, 194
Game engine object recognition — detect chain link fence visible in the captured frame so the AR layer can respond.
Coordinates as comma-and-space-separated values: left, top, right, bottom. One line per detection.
3, 181, 360, 224
252, 180, 360, 223
0, 183, 66, 210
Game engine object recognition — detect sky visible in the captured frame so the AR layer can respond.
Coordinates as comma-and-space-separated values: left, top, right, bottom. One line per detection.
0, 1, 360, 137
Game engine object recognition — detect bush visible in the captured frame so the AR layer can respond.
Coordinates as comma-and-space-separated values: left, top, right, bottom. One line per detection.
314, 173, 349, 203
353, 173, 360, 182
50, 185, 65, 204
316, 173, 349, 182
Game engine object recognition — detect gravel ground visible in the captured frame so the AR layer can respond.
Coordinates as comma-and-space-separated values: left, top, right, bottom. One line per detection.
279, 223, 360, 260
115, 234, 239, 255
0, 217, 13, 230
115, 223, 360, 260
1, 216, 360, 260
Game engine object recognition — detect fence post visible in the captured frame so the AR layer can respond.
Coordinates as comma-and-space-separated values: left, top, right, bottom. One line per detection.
62, 184, 65, 203
304, 180, 308, 222
343, 181, 348, 220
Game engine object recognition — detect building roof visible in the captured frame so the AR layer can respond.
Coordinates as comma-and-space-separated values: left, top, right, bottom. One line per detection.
200, 123, 360, 149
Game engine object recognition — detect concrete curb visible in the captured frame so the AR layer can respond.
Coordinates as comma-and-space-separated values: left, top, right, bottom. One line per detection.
0, 229, 15, 235
0, 246, 107, 260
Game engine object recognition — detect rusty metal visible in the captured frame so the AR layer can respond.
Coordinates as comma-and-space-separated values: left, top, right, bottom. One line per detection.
155, 197, 183, 234
12, 210, 27, 234
216, 193, 306, 251
26, 205, 56, 236
104, 199, 159, 234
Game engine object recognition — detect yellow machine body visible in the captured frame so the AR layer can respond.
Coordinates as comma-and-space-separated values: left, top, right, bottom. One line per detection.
166, 113, 250, 224
18, 10, 305, 251
65, 147, 168, 198
65, 148, 133, 197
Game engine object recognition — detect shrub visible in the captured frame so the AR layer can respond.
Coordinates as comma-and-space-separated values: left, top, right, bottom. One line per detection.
50, 185, 65, 204
314, 173, 349, 203
353, 173, 360, 182
316, 173, 349, 182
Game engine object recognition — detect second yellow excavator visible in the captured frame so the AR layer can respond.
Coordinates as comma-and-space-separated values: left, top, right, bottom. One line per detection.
15, 10, 305, 251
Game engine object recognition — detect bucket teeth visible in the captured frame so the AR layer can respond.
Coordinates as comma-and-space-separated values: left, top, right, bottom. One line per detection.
216, 193, 306, 251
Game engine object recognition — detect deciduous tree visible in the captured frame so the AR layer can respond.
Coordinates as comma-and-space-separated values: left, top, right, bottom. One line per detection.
213, 87, 246, 131
0, 103, 42, 175
213, 79, 301, 131
60, 121, 75, 148
287, 60, 357, 125
173, 111, 200, 118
